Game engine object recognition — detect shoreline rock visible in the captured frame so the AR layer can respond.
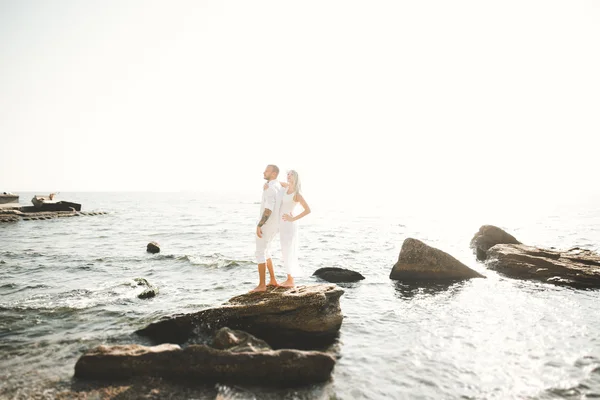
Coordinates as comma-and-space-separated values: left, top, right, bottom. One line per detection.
136, 285, 344, 350
390, 238, 485, 281
470, 225, 521, 261
486, 244, 600, 289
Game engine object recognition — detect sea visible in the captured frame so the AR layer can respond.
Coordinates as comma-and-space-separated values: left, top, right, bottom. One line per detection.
1, 191, 600, 399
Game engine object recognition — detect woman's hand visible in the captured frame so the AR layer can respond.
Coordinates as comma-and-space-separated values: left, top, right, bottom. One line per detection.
282, 213, 294, 222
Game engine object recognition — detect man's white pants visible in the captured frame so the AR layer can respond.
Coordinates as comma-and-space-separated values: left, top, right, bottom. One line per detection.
255, 224, 278, 264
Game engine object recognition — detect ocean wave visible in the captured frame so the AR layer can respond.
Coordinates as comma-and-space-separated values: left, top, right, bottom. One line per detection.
1, 281, 156, 312
0, 283, 50, 295
181, 254, 253, 269
0, 250, 45, 259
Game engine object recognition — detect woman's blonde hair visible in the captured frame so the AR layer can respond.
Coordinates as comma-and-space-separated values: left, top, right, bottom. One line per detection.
288, 170, 301, 198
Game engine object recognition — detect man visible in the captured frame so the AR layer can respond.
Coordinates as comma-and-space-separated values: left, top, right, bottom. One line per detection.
251, 164, 283, 292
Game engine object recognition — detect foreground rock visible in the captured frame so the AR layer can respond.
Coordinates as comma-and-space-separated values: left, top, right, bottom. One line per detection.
313, 267, 365, 283
470, 225, 521, 261
486, 244, 600, 289
390, 238, 485, 281
136, 285, 344, 349
146, 242, 160, 254
74, 340, 335, 386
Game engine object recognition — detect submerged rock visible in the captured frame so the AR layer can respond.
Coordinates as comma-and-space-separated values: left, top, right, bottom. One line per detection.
486, 244, 600, 289
212, 327, 271, 353
390, 238, 485, 281
470, 225, 521, 261
313, 267, 365, 283
136, 285, 344, 349
138, 287, 159, 299
146, 242, 160, 254
134, 278, 159, 299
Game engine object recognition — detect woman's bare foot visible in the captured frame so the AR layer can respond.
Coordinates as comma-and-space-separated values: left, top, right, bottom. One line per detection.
267, 280, 279, 287
250, 284, 267, 293
279, 278, 295, 288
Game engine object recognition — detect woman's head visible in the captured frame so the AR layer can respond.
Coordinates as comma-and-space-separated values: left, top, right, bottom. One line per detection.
286, 170, 301, 194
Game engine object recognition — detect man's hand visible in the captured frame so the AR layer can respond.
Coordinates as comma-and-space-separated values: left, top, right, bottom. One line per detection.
256, 225, 263, 238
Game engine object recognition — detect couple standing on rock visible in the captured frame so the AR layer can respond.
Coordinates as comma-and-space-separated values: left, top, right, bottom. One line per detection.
252, 164, 311, 293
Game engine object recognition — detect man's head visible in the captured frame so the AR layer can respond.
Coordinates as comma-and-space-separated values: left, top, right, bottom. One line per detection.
263, 164, 279, 181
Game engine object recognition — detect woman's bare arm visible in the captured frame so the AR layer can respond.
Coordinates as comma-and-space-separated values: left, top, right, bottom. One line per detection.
284, 194, 311, 222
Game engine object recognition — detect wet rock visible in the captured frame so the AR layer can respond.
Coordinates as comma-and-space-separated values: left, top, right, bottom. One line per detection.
313, 267, 365, 283
136, 285, 344, 349
138, 287, 159, 299
486, 244, 600, 289
470, 225, 521, 261
146, 242, 160, 254
134, 278, 159, 299
212, 327, 271, 352
134, 278, 150, 286
74, 341, 335, 386
390, 238, 485, 281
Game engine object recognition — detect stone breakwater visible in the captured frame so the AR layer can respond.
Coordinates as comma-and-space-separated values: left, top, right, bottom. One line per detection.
0, 209, 108, 223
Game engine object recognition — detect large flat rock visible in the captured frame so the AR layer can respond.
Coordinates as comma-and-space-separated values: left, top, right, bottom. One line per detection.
486, 244, 600, 288
136, 285, 344, 349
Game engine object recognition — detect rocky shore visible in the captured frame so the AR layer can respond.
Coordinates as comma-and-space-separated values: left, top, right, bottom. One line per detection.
74, 285, 344, 388
64, 222, 599, 396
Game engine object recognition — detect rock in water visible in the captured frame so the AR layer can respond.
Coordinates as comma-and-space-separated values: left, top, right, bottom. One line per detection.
138, 287, 159, 299
486, 244, 600, 289
74, 342, 335, 386
134, 277, 159, 299
212, 327, 271, 352
470, 225, 521, 261
313, 267, 365, 283
146, 242, 160, 254
390, 238, 485, 281
136, 285, 344, 349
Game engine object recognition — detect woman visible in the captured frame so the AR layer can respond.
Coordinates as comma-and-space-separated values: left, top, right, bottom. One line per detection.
264, 170, 311, 287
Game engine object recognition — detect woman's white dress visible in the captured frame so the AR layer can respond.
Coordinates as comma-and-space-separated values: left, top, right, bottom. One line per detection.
279, 190, 302, 277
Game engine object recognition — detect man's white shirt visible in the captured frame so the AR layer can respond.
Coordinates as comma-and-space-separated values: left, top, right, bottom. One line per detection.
259, 180, 282, 230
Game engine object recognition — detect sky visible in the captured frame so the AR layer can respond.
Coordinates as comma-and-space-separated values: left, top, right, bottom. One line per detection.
1, 1, 599, 205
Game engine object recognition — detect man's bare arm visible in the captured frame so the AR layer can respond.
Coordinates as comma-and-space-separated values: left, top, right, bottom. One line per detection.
258, 209, 272, 227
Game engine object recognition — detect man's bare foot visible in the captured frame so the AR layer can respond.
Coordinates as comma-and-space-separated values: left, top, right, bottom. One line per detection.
250, 284, 267, 293
280, 279, 295, 288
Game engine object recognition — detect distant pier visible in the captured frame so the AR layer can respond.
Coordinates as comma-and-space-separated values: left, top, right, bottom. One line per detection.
0, 207, 108, 223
